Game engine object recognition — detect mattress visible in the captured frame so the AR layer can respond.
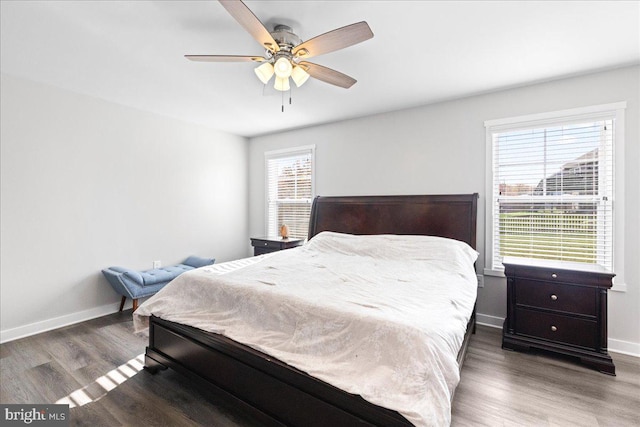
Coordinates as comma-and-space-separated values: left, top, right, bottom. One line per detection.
134, 232, 478, 426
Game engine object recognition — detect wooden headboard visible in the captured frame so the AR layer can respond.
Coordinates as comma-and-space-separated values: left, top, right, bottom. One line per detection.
308, 194, 479, 249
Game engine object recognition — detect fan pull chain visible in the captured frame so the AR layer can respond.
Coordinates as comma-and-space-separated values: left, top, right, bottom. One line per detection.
279, 83, 293, 112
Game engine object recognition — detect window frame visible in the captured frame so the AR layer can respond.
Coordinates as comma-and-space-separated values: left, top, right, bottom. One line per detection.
264, 145, 316, 240
484, 102, 626, 292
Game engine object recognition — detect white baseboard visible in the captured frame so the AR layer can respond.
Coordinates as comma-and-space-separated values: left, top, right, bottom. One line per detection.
476, 313, 504, 329
607, 338, 640, 357
0, 301, 131, 344
475, 312, 639, 357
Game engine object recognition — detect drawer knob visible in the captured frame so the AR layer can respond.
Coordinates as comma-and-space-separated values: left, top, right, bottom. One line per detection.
550, 294, 558, 301
264, 243, 268, 246
551, 325, 558, 332
551, 273, 558, 278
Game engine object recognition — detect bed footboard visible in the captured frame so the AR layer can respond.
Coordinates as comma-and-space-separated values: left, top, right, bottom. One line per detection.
145, 311, 476, 427
145, 316, 413, 426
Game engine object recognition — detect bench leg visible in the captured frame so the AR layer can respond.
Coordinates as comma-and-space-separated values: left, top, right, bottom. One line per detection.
119, 296, 126, 312
132, 299, 139, 312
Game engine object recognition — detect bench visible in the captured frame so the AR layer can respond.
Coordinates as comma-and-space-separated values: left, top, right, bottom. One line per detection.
102, 256, 215, 311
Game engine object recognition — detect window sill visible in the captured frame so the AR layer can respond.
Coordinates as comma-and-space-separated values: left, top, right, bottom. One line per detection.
611, 282, 627, 293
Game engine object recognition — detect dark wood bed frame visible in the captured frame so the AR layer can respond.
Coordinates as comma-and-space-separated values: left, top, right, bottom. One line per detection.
144, 194, 479, 426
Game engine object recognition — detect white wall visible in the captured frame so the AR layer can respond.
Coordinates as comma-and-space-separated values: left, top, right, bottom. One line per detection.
249, 65, 640, 355
0, 73, 249, 342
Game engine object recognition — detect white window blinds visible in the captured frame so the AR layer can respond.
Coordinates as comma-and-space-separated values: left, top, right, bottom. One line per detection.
487, 109, 618, 272
265, 146, 315, 239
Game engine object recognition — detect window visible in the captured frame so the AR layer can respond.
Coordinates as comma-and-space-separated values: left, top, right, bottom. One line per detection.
485, 103, 626, 279
265, 145, 315, 239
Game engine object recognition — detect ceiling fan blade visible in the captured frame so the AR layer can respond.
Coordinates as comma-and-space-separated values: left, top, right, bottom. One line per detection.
298, 61, 357, 89
185, 55, 266, 62
293, 22, 373, 59
218, 0, 279, 53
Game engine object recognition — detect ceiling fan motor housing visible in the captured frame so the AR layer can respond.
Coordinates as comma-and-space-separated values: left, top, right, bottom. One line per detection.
271, 25, 301, 53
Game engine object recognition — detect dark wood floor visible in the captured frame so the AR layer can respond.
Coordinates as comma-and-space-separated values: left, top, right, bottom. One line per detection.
452, 326, 640, 426
1, 311, 639, 426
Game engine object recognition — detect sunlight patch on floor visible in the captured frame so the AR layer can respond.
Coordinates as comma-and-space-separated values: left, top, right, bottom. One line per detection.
56, 354, 145, 408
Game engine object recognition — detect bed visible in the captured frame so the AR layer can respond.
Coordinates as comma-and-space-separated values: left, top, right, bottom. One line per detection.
135, 194, 479, 426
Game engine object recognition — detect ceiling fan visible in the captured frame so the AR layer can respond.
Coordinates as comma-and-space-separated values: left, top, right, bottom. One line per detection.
185, 0, 374, 92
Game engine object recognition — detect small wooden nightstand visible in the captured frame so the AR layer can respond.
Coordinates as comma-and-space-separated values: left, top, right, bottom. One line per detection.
250, 236, 304, 256
502, 257, 615, 375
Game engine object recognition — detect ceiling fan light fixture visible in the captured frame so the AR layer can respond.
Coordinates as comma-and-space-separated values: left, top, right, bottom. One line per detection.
291, 66, 310, 87
274, 76, 290, 91
274, 57, 293, 78
254, 62, 274, 84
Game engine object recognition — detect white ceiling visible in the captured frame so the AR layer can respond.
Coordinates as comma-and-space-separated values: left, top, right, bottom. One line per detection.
1, 1, 638, 137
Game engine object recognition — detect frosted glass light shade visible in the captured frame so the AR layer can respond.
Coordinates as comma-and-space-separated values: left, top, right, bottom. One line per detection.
274, 57, 293, 78
291, 66, 310, 87
254, 62, 274, 84
274, 76, 290, 91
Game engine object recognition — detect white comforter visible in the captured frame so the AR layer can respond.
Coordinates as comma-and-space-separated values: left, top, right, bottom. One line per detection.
134, 232, 478, 426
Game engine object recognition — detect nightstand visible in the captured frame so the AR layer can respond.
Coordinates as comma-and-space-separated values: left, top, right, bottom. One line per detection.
250, 236, 304, 256
502, 257, 615, 375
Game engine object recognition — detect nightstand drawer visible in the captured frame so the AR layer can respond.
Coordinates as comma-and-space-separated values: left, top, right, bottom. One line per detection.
515, 308, 597, 349
509, 267, 573, 283
250, 237, 305, 256
515, 280, 597, 316
255, 239, 284, 250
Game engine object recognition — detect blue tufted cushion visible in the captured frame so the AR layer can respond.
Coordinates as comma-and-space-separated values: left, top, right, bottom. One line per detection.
108, 266, 134, 275
183, 256, 215, 268
122, 269, 144, 285
135, 266, 187, 286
